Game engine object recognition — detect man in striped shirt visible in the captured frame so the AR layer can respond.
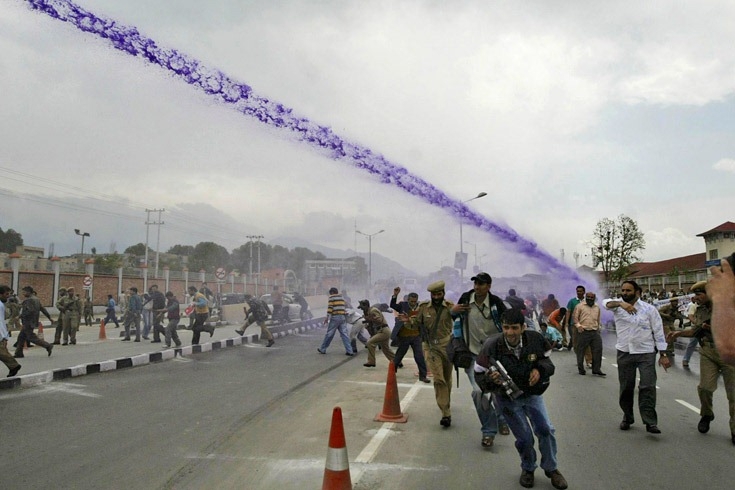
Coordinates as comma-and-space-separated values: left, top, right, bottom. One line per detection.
318, 287, 354, 356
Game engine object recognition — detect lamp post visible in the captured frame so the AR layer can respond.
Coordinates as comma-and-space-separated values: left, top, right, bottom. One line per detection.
464, 240, 478, 272
356, 229, 384, 299
74, 229, 90, 257
458, 192, 487, 283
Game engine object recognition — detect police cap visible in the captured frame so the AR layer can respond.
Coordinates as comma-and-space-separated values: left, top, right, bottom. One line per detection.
427, 280, 445, 293
690, 281, 707, 294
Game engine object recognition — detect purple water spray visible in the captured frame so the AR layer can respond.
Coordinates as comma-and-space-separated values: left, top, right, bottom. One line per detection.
25, 0, 584, 286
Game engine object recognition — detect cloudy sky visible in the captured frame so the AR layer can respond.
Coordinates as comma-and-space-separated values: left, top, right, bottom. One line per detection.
1, 0, 733, 283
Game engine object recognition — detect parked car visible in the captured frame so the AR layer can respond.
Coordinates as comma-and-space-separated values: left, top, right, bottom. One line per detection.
220, 293, 246, 305
259, 293, 301, 322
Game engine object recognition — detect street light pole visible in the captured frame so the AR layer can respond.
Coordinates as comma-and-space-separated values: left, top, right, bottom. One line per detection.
74, 228, 90, 257
356, 229, 384, 299
464, 240, 478, 271
459, 192, 487, 283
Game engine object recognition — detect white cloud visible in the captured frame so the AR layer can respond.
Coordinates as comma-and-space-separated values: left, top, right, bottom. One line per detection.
713, 158, 735, 173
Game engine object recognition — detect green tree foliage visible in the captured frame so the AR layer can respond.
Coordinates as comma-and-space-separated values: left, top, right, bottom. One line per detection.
94, 253, 126, 274
591, 215, 646, 283
167, 244, 195, 256
189, 241, 230, 272
124, 243, 151, 256
0, 227, 23, 254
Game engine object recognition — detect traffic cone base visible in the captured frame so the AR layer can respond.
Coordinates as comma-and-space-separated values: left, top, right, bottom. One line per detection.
375, 361, 408, 423
322, 407, 352, 490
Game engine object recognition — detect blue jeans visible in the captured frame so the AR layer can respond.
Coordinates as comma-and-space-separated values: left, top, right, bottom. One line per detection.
320, 315, 353, 354
683, 338, 698, 362
465, 358, 506, 436
494, 393, 558, 473
142, 309, 153, 337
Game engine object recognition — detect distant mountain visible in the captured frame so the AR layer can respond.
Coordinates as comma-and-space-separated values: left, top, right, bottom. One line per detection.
269, 236, 419, 283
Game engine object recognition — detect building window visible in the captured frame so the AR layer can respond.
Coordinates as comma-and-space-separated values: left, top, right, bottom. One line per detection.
710, 250, 719, 260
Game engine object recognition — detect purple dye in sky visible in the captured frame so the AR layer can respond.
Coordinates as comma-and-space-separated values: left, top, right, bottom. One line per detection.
25, 0, 582, 284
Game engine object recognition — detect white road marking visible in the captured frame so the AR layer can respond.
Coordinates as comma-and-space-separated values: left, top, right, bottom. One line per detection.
676, 399, 700, 414
183, 454, 445, 473
351, 380, 424, 483
0, 382, 101, 399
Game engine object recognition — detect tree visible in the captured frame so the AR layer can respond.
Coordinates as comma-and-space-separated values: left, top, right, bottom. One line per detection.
189, 241, 230, 272
0, 227, 23, 254
124, 243, 151, 256
167, 244, 195, 256
94, 253, 126, 274
591, 215, 645, 283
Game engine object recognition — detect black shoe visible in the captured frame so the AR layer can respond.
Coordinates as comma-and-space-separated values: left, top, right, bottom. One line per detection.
520, 469, 534, 488
317, 348, 326, 354
620, 420, 631, 431
345, 352, 354, 356
121, 338, 130, 341
440, 416, 451, 428
363, 363, 376, 367
46, 345, 53, 357
592, 371, 607, 377
7, 365, 21, 377
62, 343, 68, 346
208, 327, 215, 337
544, 470, 568, 490
419, 377, 431, 383
235, 329, 244, 336
134, 339, 140, 342
150, 340, 161, 343
267, 339, 275, 347
53, 341, 61, 345
646, 424, 661, 434
398, 362, 404, 368
578, 369, 586, 375
698, 415, 714, 433
731, 433, 735, 446
13, 353, 24, 359
351, 340, 358, 352
69, 341, 76, 345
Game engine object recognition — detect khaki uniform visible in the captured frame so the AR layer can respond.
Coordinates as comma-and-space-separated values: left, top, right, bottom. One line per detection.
693, 303, 735, 433
54, 293, 67, 344
658, 301, 684, 355
61, 295, 82, 344
410, 299, 454, 417
364, 306, 395, 366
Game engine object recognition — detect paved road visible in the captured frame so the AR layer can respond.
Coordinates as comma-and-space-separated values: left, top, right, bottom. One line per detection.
1, 325, 733, 489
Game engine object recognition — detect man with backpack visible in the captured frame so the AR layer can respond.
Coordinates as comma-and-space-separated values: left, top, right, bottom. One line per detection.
451, 272, 509, 448
235, 294, 274, 347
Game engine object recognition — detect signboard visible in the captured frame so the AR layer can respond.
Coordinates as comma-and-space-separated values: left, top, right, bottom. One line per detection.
82, 274, 93, 289
215, 267, 226, 280
454, 251, 468, 270
705, 259, 721, 268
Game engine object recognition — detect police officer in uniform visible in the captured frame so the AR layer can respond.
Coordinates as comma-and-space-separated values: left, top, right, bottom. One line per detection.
54, 287, 67, 345
668, 281, 735, 445
62, 287, 82, 345
658, 296, 684, 359
402, 280, 455, 427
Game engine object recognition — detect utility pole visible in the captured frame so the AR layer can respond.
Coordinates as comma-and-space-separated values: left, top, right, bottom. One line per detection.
247, 235, 264, 294
145, 208, 165, 279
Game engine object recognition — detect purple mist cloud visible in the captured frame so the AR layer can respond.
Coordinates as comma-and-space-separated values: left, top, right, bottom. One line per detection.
25, 0, 582, 284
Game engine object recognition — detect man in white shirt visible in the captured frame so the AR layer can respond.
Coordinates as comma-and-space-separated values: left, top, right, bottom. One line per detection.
605, 280, 670, 434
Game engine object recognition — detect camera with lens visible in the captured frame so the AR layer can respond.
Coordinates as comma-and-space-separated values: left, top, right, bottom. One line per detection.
488, 357, 524, 399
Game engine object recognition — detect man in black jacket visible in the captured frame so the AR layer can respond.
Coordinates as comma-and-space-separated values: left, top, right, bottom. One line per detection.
475, 308, 567, 490
451, 272, 509, 447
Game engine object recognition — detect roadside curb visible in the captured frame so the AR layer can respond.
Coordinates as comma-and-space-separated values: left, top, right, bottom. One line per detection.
0, 317, 325, 391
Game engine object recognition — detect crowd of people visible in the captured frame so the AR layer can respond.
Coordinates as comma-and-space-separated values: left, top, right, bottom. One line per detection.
315, 257, 735, 489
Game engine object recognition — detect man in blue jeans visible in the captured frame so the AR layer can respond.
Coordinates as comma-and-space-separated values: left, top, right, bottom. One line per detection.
475, 308, 568, 490
451, 272, 510, 448
318, 287, 353, 356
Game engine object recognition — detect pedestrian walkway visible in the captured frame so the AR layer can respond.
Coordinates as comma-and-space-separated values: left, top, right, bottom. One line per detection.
1, 316, 325, 390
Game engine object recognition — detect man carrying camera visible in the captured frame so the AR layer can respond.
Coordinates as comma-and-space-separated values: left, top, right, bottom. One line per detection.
474, 308, 567, 489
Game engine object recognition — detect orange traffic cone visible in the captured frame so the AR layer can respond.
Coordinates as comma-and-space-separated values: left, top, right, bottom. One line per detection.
322, 407, 352, 490
99, 319, 107, 340
374, 361, 408, 423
